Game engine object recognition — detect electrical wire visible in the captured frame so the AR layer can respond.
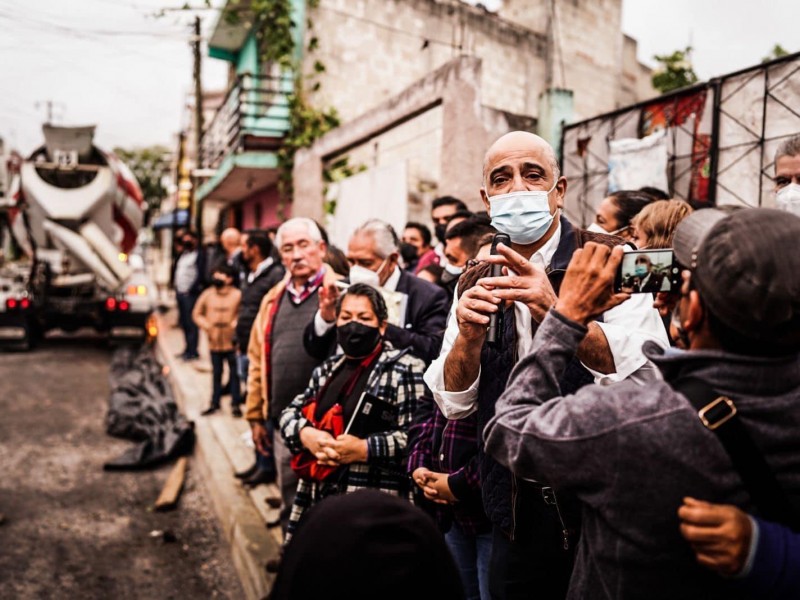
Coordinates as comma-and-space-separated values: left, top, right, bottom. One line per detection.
316, 5, 463, 51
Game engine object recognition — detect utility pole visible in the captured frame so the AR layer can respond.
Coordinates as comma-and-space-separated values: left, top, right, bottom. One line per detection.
192, 15, 204, 236
35, 100, 64, 125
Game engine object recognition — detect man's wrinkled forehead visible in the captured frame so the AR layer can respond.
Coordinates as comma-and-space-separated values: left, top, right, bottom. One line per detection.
482, 137, 557, 181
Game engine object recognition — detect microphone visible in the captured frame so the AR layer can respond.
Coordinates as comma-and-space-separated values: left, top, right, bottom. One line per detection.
486, 233, 510, 347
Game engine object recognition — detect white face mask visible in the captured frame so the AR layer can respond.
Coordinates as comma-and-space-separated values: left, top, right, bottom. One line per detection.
489, 180, 558, 245
776, 183, 800, 217
348, 258, 387, 289
444, 263, 463, 276
586, 222, 627, 236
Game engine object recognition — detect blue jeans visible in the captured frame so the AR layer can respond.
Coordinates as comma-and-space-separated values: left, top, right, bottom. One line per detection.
210, 351, 241, 408
237, 352, 249, 393
176, 292, 199, 357
446, 523, 492, 600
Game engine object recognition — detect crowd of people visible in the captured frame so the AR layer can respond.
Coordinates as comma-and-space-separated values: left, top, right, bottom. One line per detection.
167, 131, 800, 599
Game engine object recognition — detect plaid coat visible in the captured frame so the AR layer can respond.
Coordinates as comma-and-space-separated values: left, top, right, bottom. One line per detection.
279, 342, 427, 539
407, 394, 491, 535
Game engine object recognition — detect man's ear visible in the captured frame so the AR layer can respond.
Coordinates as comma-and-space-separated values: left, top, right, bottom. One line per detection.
555, 176, 567, 209
480, 187, 490, 212
684, 290, 705, 334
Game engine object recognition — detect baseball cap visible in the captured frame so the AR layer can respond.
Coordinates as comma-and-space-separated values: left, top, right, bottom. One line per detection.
672, 207, 800, 348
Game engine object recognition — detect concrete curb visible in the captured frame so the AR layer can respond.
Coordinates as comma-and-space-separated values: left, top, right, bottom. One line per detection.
153, 311, 281, 599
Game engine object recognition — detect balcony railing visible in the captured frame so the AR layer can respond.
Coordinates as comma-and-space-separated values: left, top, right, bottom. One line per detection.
200, 72, 291, 170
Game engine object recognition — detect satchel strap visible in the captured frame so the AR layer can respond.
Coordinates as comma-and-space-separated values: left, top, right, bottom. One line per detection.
675, 377, 799, 531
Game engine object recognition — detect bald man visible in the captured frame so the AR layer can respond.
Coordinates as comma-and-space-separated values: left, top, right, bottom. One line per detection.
215, 227, 244, 287
424, 132, 668, 599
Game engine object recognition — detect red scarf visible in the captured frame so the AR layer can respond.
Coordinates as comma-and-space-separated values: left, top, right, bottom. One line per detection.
290, 344, 382, 482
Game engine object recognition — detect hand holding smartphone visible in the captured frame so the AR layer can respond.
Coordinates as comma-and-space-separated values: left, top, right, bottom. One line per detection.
614, 249, 681, 294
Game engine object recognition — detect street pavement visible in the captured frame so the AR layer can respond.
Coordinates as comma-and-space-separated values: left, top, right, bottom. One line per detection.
0, 332, 243, 599
153, 309, 282, 598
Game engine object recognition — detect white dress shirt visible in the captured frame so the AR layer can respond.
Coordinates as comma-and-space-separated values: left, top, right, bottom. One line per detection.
313, 264, 402, 335
247, 257, 274, 284
424, 224, 669, 420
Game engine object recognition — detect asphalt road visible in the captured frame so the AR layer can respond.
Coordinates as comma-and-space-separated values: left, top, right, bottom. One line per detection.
0, 333, 243, 599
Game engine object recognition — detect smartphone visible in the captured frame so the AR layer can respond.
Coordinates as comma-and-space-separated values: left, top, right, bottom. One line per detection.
614, 248, 681, 294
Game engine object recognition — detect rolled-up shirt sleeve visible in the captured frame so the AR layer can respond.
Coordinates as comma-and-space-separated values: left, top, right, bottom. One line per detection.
313, 309, 335, 337
423, 290, 480, 420
587, 292, 669, 385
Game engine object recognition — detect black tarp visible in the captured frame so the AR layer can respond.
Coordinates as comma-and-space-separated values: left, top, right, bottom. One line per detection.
104, 344, 194, 470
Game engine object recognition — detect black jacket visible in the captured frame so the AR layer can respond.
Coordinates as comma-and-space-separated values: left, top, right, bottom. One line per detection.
235, 261, 286, 347
303, 269, 449, 365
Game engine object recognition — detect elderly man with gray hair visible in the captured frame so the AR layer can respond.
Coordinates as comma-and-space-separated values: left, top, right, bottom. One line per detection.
304, 218, 450, 365
245, 217, 342, 532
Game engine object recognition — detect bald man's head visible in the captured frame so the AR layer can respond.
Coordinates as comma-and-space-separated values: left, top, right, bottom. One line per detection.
479, 131, 567, 234
220, 227, 241, 255
482, 131, 560, 186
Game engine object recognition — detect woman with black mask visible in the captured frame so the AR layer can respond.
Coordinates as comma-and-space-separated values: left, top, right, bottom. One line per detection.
278, 283, 427, 541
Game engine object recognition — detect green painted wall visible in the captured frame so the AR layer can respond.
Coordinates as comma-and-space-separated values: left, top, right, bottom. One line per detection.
236, 32, 259, 75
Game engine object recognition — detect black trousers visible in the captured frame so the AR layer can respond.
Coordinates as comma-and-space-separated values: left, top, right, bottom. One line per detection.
488, 525, 575, 600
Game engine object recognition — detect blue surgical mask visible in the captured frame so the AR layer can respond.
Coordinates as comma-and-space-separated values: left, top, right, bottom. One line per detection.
489, 182, 558, 245
634, 265, 648, 277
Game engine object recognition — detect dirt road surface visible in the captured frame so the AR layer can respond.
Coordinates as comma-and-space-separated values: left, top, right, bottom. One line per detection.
0, 334, 243, 599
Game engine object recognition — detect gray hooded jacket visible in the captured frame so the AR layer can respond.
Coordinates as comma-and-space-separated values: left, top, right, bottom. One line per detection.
484, 309, 800, 600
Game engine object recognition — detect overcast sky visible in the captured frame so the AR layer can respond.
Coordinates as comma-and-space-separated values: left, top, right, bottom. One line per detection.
1, 0, 796, 155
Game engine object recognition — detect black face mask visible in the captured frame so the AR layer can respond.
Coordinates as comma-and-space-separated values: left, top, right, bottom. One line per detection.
211, 278, 226, 288
399, 242, 418, 264
337, 321, 382, 358
434, 223, 447, 244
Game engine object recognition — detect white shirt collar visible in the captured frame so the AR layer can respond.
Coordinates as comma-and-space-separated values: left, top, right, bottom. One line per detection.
383, 264, 401, 292
247, 257, 274, 283
529, 220, 562, 269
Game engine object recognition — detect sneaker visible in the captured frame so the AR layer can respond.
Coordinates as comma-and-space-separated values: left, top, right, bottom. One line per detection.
231, 405, 243, 418
201, 406, 219, 416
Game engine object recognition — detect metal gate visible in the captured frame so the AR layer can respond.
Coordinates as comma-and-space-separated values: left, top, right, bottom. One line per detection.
560, 52, 800, 226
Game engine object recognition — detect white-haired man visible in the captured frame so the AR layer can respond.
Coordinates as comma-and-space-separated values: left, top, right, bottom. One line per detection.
304, 218, 450, 365
246, 217, 341, 532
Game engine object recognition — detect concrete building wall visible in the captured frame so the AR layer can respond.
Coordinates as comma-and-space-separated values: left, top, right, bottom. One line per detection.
306, 0, 547, 122
294, 57, 536, 223
329, 104, 445, 224
621, 34, 657, 106
306, 0, 653, 128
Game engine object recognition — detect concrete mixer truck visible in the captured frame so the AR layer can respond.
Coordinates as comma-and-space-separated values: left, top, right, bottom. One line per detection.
0, 124, 155, 349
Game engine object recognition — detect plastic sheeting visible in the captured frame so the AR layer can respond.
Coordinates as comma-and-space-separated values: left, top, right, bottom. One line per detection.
104, 344, 194, 470
608, 130, 669, 193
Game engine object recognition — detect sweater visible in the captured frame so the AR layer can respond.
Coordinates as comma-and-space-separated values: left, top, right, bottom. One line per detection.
191, 286, 241, 352
269, 290, 323, 419
245, 267, 342, 422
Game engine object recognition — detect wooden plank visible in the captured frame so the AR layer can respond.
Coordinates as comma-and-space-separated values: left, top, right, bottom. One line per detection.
154, 457, 188, 512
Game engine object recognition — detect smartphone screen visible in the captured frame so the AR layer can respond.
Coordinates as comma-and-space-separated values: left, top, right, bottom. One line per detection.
615, 249, 681, 293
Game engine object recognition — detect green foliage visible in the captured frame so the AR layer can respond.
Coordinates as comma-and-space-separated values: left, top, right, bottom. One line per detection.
113, 145, 170, 214
651, 47, 699, 94
762, 44, 790, 63
234, 0, 340, 214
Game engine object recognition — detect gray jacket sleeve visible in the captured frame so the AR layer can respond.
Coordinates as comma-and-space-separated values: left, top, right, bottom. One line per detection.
483, 309, 626, 495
